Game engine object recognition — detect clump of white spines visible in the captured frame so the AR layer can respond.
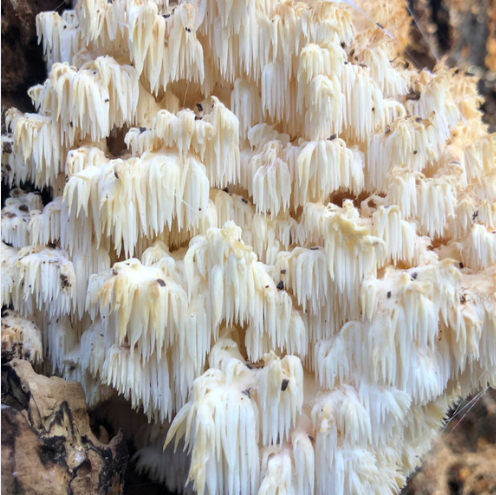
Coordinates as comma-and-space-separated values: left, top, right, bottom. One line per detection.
1, 0, 495, 494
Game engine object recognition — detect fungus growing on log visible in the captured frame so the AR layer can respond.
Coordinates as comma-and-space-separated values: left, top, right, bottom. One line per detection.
1, 0, 496, 494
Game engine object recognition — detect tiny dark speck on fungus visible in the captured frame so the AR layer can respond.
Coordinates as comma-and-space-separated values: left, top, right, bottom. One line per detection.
276, 281, 284, 290
281, 379, 289, 391
60, 274, 70, 288
406, 90, 421, 101
157, 279, 166, 287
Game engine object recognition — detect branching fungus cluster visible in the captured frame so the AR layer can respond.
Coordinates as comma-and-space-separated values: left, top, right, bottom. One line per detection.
1, 0, 496, 493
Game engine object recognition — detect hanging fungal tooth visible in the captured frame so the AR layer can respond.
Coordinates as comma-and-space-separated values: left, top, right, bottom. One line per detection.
102, 345, 173, 422
295, 138, 364, 208
87, 258, 188, 360
29, 197, 63, 247
460, 224, 496, 270
371, 205, 416, 264
13, 245, 76, 319
1, 190, 43, 248
36, 11, 81, 70
367, 117, 446, 193
165, 338, 261, 495
63, 150, 209, 258
1, 310, 43, 364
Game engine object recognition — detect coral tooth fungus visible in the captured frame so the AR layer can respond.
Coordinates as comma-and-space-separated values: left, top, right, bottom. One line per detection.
1, 0, 495, 494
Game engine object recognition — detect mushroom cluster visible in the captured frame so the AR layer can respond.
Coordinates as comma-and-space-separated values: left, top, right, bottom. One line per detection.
1, 0, 495, 493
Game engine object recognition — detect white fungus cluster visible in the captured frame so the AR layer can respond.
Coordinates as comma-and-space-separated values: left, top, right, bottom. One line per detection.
1, 0, 496, 493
